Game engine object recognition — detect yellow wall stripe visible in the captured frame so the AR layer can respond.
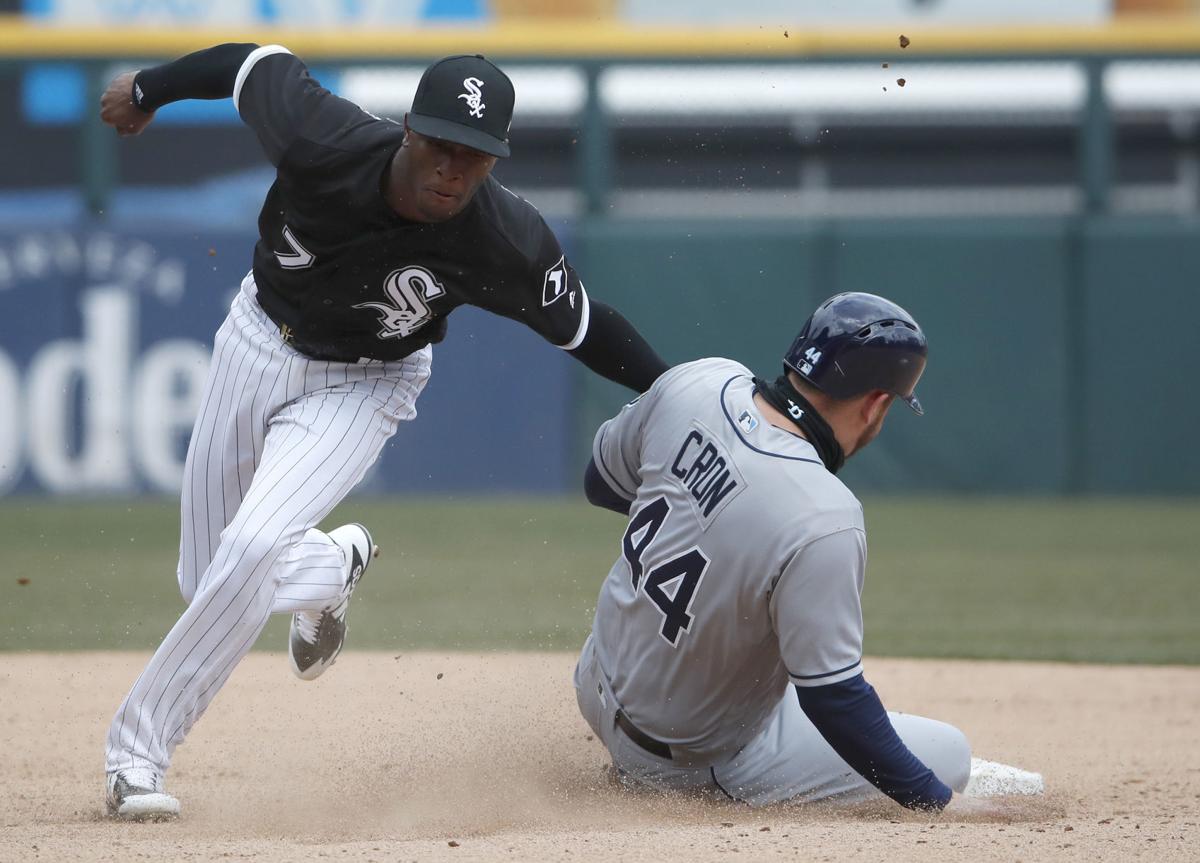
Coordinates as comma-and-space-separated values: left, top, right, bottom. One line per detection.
2, 17, 1200, 59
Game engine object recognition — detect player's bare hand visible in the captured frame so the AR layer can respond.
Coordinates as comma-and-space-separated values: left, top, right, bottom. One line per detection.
100, 71, 155, 136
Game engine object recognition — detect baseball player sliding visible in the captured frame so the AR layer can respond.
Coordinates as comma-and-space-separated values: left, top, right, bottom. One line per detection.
577, 293, 1042, 811
98, 45, 667, 820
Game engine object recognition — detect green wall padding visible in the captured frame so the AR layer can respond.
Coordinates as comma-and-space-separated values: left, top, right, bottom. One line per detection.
573, 215, 1199, 494
1081, 217, 1200, 493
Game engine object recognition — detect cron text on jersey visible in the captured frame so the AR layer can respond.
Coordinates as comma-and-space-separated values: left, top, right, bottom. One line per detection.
670, 424, 744, 522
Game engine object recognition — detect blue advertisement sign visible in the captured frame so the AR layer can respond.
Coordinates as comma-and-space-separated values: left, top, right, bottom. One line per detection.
0, 225, 574, 496
22, 0, 487, 26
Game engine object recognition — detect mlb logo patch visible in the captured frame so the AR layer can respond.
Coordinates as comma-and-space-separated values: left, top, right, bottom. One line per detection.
542, 255, 569, 306
737, 410, 759, 433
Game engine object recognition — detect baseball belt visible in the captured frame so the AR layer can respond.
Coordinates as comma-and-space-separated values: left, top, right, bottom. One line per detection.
614, 709, 673, 760
285, 329, 368, 364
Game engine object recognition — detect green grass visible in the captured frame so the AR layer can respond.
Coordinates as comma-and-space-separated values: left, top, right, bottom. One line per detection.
861, 498, 1200, 663
1, 496, 1196, 663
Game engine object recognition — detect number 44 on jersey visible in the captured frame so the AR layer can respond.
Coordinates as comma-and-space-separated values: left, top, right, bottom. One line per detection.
621, 497, 711, 647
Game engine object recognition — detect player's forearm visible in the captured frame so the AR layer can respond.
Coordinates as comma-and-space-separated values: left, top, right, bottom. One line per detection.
569, 301, 668, 393
795, 676, 953, 812
131, 43, 259, 112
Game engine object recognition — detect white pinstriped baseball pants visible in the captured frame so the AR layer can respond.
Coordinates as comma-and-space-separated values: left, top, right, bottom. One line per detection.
105, 275, 431, 777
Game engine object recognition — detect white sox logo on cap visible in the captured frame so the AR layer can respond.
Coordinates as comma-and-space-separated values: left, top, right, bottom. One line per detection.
458, 77, 485, 118
407, 55, 513, 156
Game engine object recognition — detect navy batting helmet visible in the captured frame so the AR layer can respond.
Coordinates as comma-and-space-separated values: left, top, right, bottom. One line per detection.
783, 292, 928, 415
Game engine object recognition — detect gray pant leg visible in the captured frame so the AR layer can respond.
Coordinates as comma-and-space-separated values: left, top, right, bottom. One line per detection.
575, 637, 970, 807
714, 687, 971, 806
574, 635, 715, 795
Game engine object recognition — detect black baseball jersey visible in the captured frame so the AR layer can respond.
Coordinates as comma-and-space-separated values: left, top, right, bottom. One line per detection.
233, 46, 589, 362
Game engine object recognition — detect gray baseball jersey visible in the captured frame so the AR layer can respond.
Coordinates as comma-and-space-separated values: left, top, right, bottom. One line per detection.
589, 357, 867, 763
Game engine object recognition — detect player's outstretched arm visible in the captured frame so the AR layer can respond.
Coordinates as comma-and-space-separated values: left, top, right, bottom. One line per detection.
568, 301, 669, 393
795, 675, 954, 812
98, 43, 258, 136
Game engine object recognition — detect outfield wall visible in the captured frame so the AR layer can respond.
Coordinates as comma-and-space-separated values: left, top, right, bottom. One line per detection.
2, 23, 1198, 496
575, 216, 1200, 495
0, 225, 574, 496
1, 217, 1195, 497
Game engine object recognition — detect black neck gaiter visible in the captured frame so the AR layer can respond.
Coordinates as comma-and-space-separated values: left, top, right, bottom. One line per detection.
752, 375, 846, 474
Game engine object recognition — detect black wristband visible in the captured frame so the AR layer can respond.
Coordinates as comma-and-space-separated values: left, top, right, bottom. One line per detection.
130, 72, 154, 113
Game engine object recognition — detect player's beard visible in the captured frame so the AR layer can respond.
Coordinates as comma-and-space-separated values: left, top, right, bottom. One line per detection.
849, 410, 887, 458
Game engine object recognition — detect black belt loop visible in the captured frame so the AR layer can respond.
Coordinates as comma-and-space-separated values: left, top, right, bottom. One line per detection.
615, 709, 672, 760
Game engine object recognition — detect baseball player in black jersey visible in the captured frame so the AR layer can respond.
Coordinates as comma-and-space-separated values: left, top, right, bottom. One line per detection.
98, 44, 668, 820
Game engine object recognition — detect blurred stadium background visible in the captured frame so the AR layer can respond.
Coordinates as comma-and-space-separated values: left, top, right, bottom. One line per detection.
0, 0, 1197, 661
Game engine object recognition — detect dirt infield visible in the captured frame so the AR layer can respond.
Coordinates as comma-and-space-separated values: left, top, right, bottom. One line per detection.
1, 652, 1196, 862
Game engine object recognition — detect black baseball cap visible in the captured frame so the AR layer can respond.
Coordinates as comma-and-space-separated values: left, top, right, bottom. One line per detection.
407, 54, 515, 158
